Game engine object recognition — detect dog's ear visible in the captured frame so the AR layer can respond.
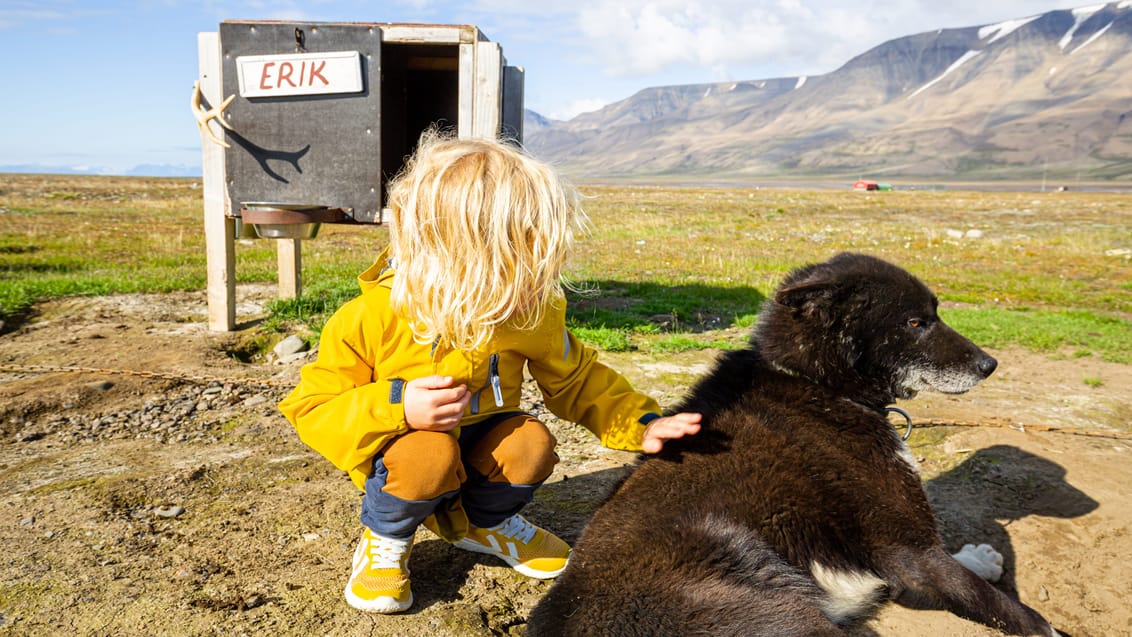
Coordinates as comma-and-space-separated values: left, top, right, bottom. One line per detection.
775, 277, 836, 310
776, 269, 870, 324
774, 278, 841, 328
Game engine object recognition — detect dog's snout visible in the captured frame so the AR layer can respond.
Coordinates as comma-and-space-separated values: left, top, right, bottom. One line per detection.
976, 354, 997, 378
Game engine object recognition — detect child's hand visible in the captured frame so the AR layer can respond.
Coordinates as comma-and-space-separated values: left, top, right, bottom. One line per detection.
403, 375, 471, 432
642, 412, 702, 454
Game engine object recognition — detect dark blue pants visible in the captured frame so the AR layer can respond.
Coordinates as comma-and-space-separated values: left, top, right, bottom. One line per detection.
360, 413, 557, 540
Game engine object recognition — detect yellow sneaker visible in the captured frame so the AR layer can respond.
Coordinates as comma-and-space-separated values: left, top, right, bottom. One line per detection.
344, 528, 413, 613
453, 514, 570, 579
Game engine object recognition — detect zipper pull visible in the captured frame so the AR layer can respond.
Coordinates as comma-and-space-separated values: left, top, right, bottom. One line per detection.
489, 353, 503, 407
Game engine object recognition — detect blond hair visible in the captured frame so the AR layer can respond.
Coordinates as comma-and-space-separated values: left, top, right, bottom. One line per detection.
385, 130, 587, 350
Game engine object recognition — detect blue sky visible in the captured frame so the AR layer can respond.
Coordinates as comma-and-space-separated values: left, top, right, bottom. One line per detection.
1, 0, 1083, 175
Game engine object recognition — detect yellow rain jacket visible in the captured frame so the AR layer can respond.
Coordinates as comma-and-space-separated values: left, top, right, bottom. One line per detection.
278, 248, 661, 536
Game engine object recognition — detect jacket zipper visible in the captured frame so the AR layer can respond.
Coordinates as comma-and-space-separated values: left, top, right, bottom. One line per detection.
469, 353, 504, 415
489, 353, 503, 407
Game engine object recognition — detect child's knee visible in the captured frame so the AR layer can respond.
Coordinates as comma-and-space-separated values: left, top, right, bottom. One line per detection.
381, 430, 465, 500
468, 416, 558, 485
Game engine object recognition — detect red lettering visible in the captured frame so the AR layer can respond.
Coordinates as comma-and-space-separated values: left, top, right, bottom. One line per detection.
308, 61, 328, 86
278, 62, 296, 88
259, 62, 275, 90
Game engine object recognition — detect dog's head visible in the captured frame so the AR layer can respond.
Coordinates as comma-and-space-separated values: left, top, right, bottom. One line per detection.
756, 253, 997, 409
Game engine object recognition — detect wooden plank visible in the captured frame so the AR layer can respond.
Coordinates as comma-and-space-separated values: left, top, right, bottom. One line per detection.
197, 31, 237, 331
458, 42, 476, 138
473, 41, 502, 139
502, 65, 525, 143
379, 24, 477, 44
277, 239, 302, 299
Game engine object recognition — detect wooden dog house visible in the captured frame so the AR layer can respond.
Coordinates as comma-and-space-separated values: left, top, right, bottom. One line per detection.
194, 21, 524, 330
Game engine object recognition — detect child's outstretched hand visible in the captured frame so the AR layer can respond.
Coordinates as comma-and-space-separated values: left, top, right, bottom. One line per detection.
404, 375, 471, 432
642, 412, 702, 454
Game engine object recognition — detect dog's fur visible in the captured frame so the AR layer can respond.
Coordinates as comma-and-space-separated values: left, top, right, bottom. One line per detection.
528, 253, 1057, 637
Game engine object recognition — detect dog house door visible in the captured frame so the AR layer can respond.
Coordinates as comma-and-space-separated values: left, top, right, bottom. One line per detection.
219, 21, 383, 223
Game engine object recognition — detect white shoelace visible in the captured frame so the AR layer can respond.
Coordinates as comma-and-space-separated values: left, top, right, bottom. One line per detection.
491, 515, 537, 544
368, 536, 410, 569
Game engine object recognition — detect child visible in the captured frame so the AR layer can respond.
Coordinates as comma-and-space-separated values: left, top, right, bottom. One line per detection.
278, 131, 701, 614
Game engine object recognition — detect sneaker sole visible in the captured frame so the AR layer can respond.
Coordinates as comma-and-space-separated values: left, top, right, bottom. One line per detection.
344, 586, 413, 614
452, 538, 569, 579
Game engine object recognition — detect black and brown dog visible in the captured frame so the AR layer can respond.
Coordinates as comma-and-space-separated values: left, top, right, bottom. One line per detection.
529, 253, 1058, 637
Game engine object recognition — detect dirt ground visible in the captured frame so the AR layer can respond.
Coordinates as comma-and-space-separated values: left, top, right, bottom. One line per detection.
1, 285, 1129, 637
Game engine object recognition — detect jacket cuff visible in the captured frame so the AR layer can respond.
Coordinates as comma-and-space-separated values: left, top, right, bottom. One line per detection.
638, 412, 661, 426
378, 378, 407, 431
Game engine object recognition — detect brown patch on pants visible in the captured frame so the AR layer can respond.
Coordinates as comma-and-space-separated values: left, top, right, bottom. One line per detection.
464, 414, 558, 485
380, 415, 558, 501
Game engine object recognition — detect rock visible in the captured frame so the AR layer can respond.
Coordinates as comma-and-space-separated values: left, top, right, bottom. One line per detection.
276, 351, 311, 365
154, 505, 185, 519
273, 335, 308, 358
242, 394, 269, 407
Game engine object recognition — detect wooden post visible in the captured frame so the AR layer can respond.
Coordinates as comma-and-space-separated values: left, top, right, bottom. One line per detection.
197, 32, 237, 331
277, 239, 302, 299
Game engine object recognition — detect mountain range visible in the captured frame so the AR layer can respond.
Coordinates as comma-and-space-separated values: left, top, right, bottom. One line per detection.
524, 2, 1132, 182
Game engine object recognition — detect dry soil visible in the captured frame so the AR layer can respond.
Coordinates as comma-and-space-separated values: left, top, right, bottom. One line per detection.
0, 286, 1129, 636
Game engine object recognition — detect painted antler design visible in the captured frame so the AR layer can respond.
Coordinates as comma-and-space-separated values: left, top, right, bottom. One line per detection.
191, 81, 236, 148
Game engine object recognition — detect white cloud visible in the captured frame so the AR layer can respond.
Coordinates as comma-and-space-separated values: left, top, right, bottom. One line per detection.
575, 2, 808, 76
522, 1, 1085, 81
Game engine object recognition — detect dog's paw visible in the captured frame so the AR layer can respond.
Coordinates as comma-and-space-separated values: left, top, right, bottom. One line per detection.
952, 543, 1004, 582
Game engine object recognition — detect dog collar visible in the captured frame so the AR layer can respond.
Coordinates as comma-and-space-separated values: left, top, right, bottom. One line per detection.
885, 407, 914, 440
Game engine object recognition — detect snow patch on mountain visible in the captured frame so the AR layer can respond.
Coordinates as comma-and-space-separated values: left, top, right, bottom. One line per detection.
1069, 21, 1114, 55
979, 16, 1040, 44
1060, 4, 1107, 50
907, 50, 981, 100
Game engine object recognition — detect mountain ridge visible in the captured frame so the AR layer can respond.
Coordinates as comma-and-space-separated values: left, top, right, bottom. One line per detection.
525, 2, 1132, 181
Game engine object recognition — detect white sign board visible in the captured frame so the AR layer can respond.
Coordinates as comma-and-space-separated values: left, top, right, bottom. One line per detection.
236, 51, 363, 98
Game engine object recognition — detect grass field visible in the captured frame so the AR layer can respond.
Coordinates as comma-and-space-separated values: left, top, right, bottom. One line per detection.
1, 173, 1129, 362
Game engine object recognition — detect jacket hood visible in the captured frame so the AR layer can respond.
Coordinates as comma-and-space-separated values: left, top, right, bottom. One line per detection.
358, 246, 395, 293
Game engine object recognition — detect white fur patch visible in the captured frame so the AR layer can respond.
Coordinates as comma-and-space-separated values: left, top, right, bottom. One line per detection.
901, 362, 984, 394
810, 561, 887, 623
952, 543, 1004, 582
894, 435, 919, 474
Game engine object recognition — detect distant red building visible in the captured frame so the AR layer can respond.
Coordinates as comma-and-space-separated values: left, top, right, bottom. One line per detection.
853, 179, 879, 191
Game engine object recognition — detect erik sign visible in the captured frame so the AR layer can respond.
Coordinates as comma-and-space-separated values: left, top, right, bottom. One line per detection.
235, 51, 364, 98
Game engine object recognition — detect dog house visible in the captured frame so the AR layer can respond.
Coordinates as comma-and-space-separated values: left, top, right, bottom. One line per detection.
194, 21, 524, 330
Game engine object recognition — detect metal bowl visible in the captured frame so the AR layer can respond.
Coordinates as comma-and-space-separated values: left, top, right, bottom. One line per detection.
253, 222, 321, 239
240, 202, 333, 240
241, 201, 328, 212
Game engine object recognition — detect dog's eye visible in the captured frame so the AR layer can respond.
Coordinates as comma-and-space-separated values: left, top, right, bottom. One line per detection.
908, 318, 925, 329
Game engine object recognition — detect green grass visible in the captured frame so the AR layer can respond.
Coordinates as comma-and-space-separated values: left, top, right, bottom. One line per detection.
1, 175, 1129, 364
943, 307, 1131, 364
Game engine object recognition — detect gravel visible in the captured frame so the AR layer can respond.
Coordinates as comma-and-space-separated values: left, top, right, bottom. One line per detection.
10, 380, 287, 446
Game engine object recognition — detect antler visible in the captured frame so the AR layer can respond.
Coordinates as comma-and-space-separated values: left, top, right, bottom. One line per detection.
191, 80, 236, 148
